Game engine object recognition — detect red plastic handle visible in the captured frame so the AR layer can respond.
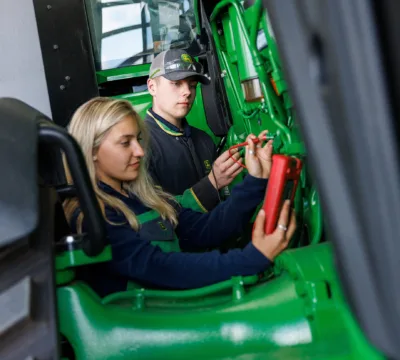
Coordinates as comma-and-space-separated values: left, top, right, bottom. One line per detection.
262, 155, 302, 234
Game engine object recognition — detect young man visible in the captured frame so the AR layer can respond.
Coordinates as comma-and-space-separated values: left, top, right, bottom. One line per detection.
146, 49, 243, 211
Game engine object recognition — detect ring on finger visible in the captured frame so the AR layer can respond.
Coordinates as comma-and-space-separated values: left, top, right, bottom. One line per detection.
278, 224, 288, 231
249, 149, 255, 155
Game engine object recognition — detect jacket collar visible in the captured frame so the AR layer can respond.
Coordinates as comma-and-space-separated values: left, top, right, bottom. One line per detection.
147, 108, 191, 137
98, 181, 150, 214
98, 181, 127, 199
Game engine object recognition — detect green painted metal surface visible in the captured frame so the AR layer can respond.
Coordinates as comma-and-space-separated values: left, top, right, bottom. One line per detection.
56, 244, 383, 359
55, 246, 112, 285
56, 246, 112, 271
209, 0, 321, 249
97, 64, 151, 84
113, 91, 153, 121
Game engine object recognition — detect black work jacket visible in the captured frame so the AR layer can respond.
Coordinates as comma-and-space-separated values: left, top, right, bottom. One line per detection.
145, 109, 218, 211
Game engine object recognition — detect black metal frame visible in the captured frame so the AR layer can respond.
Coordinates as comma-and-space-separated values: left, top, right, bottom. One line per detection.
197, 0, 232, 137
266, 0, 400, 357
39, 120, 107, 257
33, 0, 99, 127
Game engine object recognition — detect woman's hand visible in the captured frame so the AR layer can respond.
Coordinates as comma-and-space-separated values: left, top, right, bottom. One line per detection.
245, 131, 273, 179
252, 200, 296, 261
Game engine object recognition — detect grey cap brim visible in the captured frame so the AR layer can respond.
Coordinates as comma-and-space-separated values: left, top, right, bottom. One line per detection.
163, 71, 210, 85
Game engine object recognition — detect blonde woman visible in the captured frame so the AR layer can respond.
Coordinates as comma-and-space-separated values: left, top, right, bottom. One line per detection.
64, 97, 296, 296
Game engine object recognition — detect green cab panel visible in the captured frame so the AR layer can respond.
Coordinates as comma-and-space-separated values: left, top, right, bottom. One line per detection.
57, 244, 382, 359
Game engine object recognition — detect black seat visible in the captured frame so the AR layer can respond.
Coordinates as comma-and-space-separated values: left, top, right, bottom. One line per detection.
0, 97, 60, 359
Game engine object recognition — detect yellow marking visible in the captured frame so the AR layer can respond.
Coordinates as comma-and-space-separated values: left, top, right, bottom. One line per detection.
189, 188, 208, 213
146, 110, 183, 136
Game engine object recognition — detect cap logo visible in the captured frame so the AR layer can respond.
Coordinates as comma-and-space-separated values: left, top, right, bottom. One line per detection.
181, 54, 193, 64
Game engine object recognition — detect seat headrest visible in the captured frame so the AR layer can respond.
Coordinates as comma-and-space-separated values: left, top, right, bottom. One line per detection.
0, 98, 41, 247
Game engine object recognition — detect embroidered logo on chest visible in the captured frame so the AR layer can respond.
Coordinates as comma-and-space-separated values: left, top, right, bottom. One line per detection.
204, 159, 212, 172
158, 221, 167, 231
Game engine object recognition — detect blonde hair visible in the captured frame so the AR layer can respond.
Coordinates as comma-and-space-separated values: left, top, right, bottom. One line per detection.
63, 97, 178, 232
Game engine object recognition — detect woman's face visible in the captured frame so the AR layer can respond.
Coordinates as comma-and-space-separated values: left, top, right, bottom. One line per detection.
94, 115, 145, 190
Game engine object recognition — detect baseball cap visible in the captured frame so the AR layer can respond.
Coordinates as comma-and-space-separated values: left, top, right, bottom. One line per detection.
149, 49, 210, 85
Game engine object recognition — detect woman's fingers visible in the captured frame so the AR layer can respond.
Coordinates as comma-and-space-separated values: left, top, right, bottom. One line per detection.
258, 130, 269, 144
245, 134, 257, 157
253, 209, 266, 239
286, 210, 297, 240
276, 200, 291, 234
264, 140, 273, 157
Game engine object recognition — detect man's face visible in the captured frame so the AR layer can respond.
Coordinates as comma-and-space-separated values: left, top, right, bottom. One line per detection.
148, 76, 198, 123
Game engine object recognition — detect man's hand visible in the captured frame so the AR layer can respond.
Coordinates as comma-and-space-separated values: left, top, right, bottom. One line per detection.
252, 200, 296, 261
208, 149, 243, 190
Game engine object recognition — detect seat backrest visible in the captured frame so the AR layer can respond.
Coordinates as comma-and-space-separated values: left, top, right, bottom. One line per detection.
0, 97, 60, 359
0, 99, 38, 247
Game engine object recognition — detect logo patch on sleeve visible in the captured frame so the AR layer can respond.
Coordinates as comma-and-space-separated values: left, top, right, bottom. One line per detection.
158, 221, 167, 231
